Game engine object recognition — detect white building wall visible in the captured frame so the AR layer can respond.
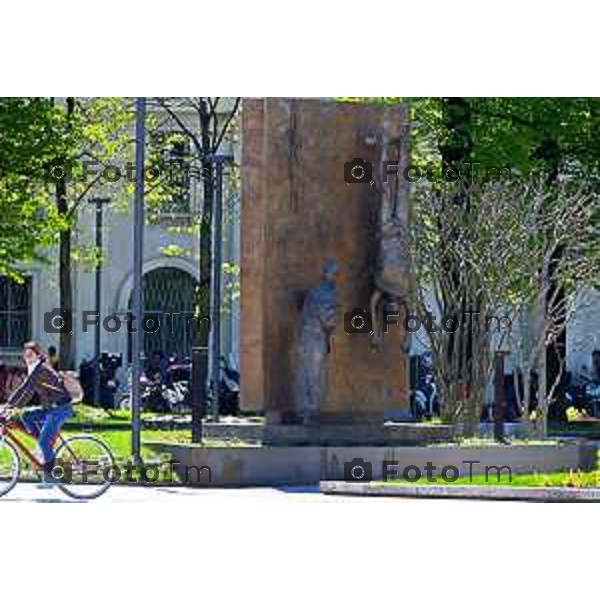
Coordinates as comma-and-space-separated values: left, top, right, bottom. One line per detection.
13, 103, 242, 368
566, 288, 600, 377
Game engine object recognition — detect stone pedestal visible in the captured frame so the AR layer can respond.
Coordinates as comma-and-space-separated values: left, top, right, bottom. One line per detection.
241, 98, 410, 426
263, 423, 456, 447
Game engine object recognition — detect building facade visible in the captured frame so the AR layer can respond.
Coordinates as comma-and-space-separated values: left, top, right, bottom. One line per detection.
0, 101, 241, 370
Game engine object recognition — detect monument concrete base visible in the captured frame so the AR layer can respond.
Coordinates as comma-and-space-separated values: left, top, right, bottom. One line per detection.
263, 423, 456, 446
145, 440, 595, 487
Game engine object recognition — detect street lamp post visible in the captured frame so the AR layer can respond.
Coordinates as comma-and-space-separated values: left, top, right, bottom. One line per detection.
131, 97, 146, 463
208, 154, 233, 422
89, 196, 111, 407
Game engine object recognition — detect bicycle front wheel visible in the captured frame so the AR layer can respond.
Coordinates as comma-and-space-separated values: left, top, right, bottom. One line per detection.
0, 436, 20, 498
55, 435, 115, 500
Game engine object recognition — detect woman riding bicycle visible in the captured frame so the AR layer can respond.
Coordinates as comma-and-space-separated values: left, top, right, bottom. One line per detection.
0, 341, 74, 484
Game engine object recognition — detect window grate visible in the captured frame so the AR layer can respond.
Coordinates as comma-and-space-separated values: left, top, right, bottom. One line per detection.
0, 276, 32, 349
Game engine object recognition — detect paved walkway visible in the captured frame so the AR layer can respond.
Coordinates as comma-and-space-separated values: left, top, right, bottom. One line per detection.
0, 482, 407, 503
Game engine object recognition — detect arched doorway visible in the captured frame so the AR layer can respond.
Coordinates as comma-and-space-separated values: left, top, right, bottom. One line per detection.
127, 267, 205, 361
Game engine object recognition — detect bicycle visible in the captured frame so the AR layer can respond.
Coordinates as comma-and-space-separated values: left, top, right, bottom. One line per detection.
0, 407, 115, 500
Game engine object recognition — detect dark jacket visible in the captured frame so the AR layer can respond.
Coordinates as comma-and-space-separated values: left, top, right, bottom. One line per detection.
7, 357, 71, 409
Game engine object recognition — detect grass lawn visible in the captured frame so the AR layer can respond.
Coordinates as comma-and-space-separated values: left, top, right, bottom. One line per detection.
1, 428, 188, 469
67, 405, 133, 428
430, 438, 561, 447
66, 404, 176, 429
384, 470, 600, 488
4, 426, 253, 459
77, 429, 255, 458
74, 429, 193, 460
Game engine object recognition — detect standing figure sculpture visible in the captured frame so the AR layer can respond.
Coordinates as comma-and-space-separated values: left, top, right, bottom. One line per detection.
294, 260, 339, 424
370, 112, 411, 351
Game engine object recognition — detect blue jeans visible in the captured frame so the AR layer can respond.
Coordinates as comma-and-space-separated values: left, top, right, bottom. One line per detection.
21, 404, 74, 465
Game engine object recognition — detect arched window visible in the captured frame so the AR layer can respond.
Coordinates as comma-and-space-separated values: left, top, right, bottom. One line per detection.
127, 267, 205, 361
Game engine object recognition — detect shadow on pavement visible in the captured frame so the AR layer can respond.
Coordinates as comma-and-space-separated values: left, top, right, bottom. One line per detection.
273, 485, 321, 494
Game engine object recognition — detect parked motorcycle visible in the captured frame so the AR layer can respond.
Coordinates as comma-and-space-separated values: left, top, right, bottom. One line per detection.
118, 359, 189, 413
141, 356, 192, 413
118, 354, 240, 415
79, 352, 123, 409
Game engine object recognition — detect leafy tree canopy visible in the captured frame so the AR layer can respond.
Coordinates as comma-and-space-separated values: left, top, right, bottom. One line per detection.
0, 97, 66, 279
340, 97, 600, 178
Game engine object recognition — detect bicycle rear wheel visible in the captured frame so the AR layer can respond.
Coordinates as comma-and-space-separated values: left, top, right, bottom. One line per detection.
0, 436, 20, 498
54, 435, 115, 500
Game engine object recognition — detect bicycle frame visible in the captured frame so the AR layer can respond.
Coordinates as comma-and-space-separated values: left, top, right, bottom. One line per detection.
0, 409, 114, 501
0, 418, 76, 468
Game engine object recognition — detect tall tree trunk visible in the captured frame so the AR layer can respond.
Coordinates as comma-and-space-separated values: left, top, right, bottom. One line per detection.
198, 99, 214, 340
438, 97, 477, 432
537, 137, 561, 434
191, 99, 215, 439
57, 97, 75, 370
58, 207, 73, 369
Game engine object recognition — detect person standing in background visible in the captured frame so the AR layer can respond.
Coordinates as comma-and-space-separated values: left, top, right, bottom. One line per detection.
47, 346, 60, 371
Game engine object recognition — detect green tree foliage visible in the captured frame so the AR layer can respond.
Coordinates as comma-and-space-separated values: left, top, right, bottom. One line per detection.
0, 98, 65, 279
409, 97, 600, 179
0, 97, 136, 280
1, 97, 136, 366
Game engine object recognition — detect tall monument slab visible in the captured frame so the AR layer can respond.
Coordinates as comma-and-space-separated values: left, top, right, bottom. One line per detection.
241, 98, 410, 425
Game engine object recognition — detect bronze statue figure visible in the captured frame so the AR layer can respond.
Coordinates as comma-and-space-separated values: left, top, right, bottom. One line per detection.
294, 260, 339, 424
